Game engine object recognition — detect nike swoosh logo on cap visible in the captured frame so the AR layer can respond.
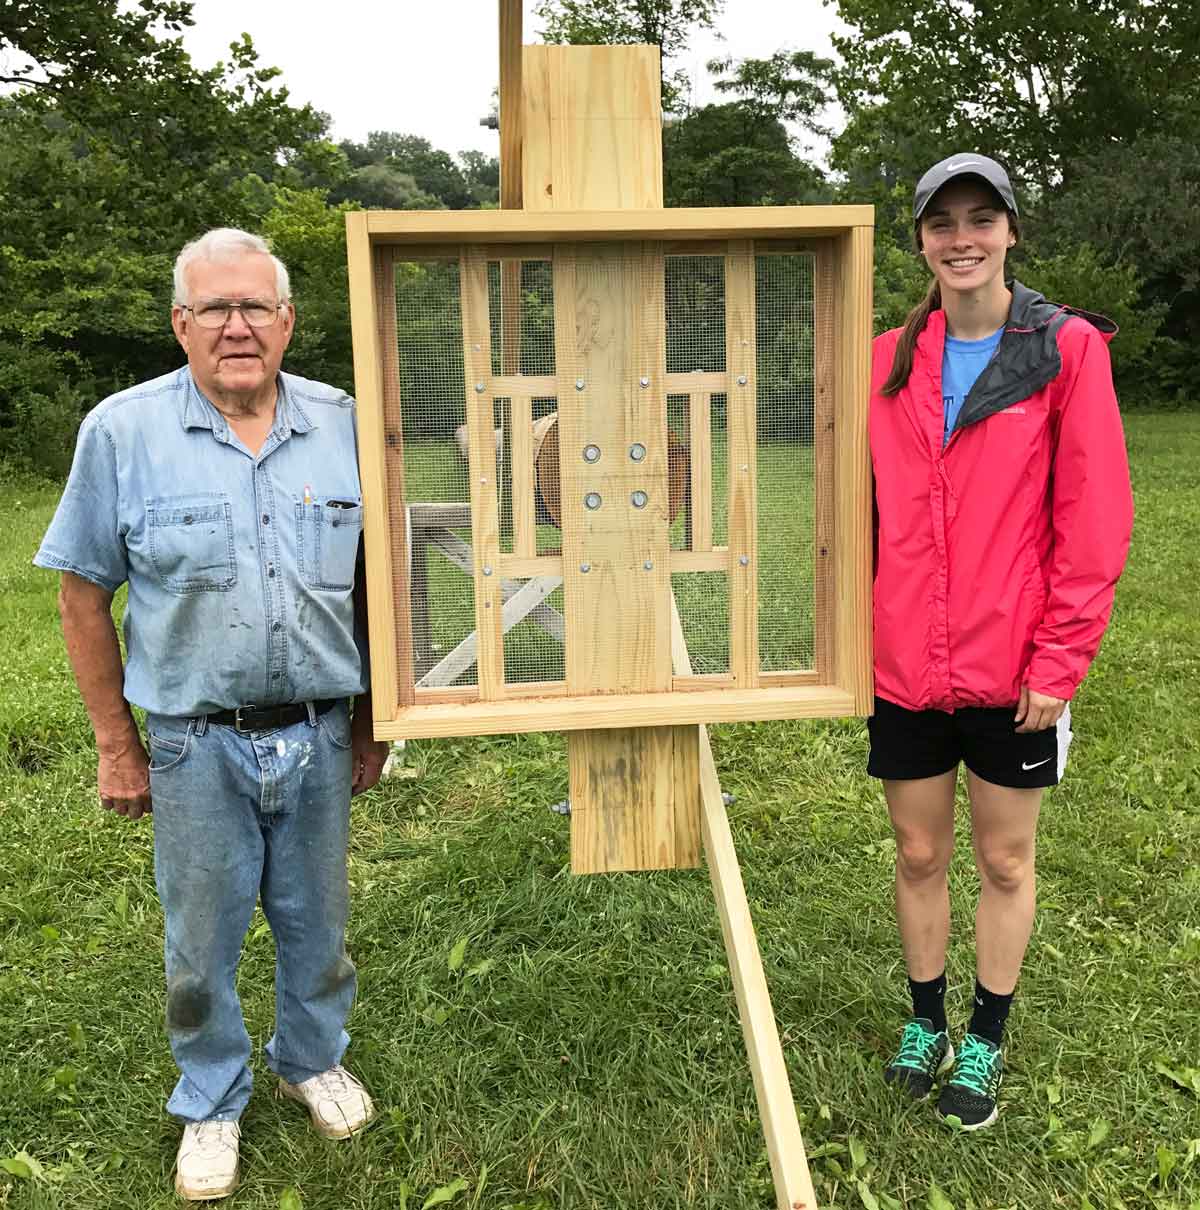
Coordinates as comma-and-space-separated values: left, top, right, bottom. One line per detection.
945, 159, 984, 171
1022, 757, 1052, 770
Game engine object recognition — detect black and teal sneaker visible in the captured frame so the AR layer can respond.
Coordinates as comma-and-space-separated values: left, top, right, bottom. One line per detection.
884, 1017, 955, 1098
937, 1032, 1003, 1129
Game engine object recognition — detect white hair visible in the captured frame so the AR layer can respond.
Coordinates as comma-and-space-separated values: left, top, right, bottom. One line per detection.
173, 227, 291, 305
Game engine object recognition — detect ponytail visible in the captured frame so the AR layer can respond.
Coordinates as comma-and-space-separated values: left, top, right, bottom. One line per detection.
880, 278, 942, 397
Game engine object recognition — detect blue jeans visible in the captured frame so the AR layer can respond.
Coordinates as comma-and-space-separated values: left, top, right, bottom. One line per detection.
147, 700, 356, 1122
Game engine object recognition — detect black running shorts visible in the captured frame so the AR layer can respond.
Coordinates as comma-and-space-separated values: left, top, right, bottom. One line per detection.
866, 695, 1072, 789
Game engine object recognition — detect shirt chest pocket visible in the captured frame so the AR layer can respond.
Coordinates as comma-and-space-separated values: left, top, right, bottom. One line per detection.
146, 495, 237, 594
296, 497, 363, 590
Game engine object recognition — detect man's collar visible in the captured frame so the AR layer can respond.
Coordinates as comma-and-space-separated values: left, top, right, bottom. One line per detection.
181, 369, 315, 436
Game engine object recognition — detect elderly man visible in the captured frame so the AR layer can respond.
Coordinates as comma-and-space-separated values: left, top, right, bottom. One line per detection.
35, 228, 389, 1200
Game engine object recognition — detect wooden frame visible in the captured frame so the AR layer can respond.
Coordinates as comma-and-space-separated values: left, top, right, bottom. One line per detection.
348, 208, 872, 743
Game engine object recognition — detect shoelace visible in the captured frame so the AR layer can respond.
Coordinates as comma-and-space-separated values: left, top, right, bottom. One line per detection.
309, 1066, 356, 1099
895, 1021, 940, 1068
188, 1121, 237, 1156
950, 1036, 998, 1094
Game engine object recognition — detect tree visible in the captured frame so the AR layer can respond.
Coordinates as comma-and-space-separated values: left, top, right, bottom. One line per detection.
664, 102, 826, 207
0, 1, 326, 471
535, 0, 724, 112
707, 49, 833, 149
337, 133, 473, 209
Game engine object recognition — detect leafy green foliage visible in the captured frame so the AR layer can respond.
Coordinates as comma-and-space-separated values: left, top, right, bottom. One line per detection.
535, 0, 724, 112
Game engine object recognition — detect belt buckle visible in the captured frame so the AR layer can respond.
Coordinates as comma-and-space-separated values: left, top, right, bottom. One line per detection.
233, 704, 257, 734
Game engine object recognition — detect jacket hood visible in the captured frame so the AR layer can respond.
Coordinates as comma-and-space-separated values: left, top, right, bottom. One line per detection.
949, 280, 1117, 435
1007, 280, 1119, 346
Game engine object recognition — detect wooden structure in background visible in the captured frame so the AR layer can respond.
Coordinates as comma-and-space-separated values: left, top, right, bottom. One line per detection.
346, 8, 873, 1206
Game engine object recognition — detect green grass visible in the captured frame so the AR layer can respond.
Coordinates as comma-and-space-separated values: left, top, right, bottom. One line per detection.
2, 414, 1199, 1209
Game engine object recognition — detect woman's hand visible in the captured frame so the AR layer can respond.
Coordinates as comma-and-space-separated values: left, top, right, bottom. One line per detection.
1014, 685, 1067, 733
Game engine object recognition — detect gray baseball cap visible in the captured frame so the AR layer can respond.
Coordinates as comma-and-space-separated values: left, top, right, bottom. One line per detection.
913, 153, 1018, 220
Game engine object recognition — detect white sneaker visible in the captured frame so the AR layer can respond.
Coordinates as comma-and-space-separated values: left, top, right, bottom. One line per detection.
278, 1064, 375, 1139
174, 1119, 240, 1200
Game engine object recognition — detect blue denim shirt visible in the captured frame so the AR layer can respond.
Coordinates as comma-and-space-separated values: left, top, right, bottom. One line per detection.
35, 367, 369, 716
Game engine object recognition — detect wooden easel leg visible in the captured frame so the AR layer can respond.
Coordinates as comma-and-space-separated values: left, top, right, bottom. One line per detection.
699, 725, 818, 1210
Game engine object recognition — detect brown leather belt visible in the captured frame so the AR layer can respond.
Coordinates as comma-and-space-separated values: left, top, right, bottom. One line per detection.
207, 699, 340, 733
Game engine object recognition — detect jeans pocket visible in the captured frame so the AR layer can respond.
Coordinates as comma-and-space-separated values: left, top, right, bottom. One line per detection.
147, 495, 237, 594
317, 703, 353, 751
296, 499, 362, 591
147, 722, 194, 773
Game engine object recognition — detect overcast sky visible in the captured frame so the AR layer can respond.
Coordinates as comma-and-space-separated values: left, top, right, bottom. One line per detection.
181, 0, 849, 158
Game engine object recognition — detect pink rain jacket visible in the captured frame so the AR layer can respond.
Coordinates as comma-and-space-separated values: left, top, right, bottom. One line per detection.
870, 281, 1133, 713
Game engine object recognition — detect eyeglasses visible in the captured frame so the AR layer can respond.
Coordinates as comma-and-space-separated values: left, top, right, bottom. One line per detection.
182, 298, 285, 329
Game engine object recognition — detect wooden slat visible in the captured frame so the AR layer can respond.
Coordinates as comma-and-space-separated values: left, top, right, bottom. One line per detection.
688, 391, 713, 551
491, 374, 557, 396
665, 371, 727, 393
759, 670, 821, 687
499, 0, 523, 212
832, 227, 875, 712
556, 243, 670, 695
511, 393, 536, 557
669, 597, 817, 1210
346, 213, 401, 722
460, 248, 504, 699
414, 679, 570, 705
812, 242, 836, 683
500, 553, 564, 578
374, 684, 858, 740
725, 240, 759, 689
670, 547, 729, 573
366, 205, 877, 244
673, 674, 737, 691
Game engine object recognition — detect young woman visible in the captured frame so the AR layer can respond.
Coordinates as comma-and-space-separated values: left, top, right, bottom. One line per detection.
869, 153, 1133, 1129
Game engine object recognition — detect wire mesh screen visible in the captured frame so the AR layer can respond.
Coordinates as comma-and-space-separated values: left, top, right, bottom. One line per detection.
501, 577, 567, 684
672, 572, 730, 673
666, 256, 725, 374
755, 252, 817, 672
390, 258, 483, 690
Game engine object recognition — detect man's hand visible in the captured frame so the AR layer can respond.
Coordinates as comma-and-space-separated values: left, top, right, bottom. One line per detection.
1014, 684, 1067, 733
98, 737, 153, 820
350, 731, 389, 796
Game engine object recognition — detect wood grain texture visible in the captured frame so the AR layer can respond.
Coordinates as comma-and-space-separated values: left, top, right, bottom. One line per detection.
499, 0, 523, 212
832, 226, 875, 712
346, 213, 400, 721
460, 248, 505, 699
812, 241, 835, 683
725, 241, 759, 688
555, 243, 671, 695
522, 45, 663, 212
511, 393, 536, 557
688, 391, 714, 552
366, 206, 876, 243
373, 684, 857, 740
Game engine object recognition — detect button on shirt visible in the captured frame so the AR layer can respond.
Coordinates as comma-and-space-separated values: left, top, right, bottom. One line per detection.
35, 367, 368, 716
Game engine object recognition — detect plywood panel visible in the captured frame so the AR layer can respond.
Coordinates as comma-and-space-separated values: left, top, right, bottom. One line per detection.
523, 45, 663, 212
555, 243, 671, 694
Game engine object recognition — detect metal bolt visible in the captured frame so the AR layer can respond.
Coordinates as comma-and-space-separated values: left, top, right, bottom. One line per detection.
583, 444, 601, 463
737, 374, 748, 386
475, 381, 485, 393
739, 555, 750, 566
643, 560, 654, 571
630, 490, 648, 509
575, 378, 586, 391
584, 492, 602, 510
580, 562, 591, 573
629, 442, 646, 462
639, 376, 650, 388
741, 464, 749, 472
482, 566, 493, 576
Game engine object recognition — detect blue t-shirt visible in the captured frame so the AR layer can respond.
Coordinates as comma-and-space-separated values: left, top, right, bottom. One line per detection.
942, 325, 1004, 445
